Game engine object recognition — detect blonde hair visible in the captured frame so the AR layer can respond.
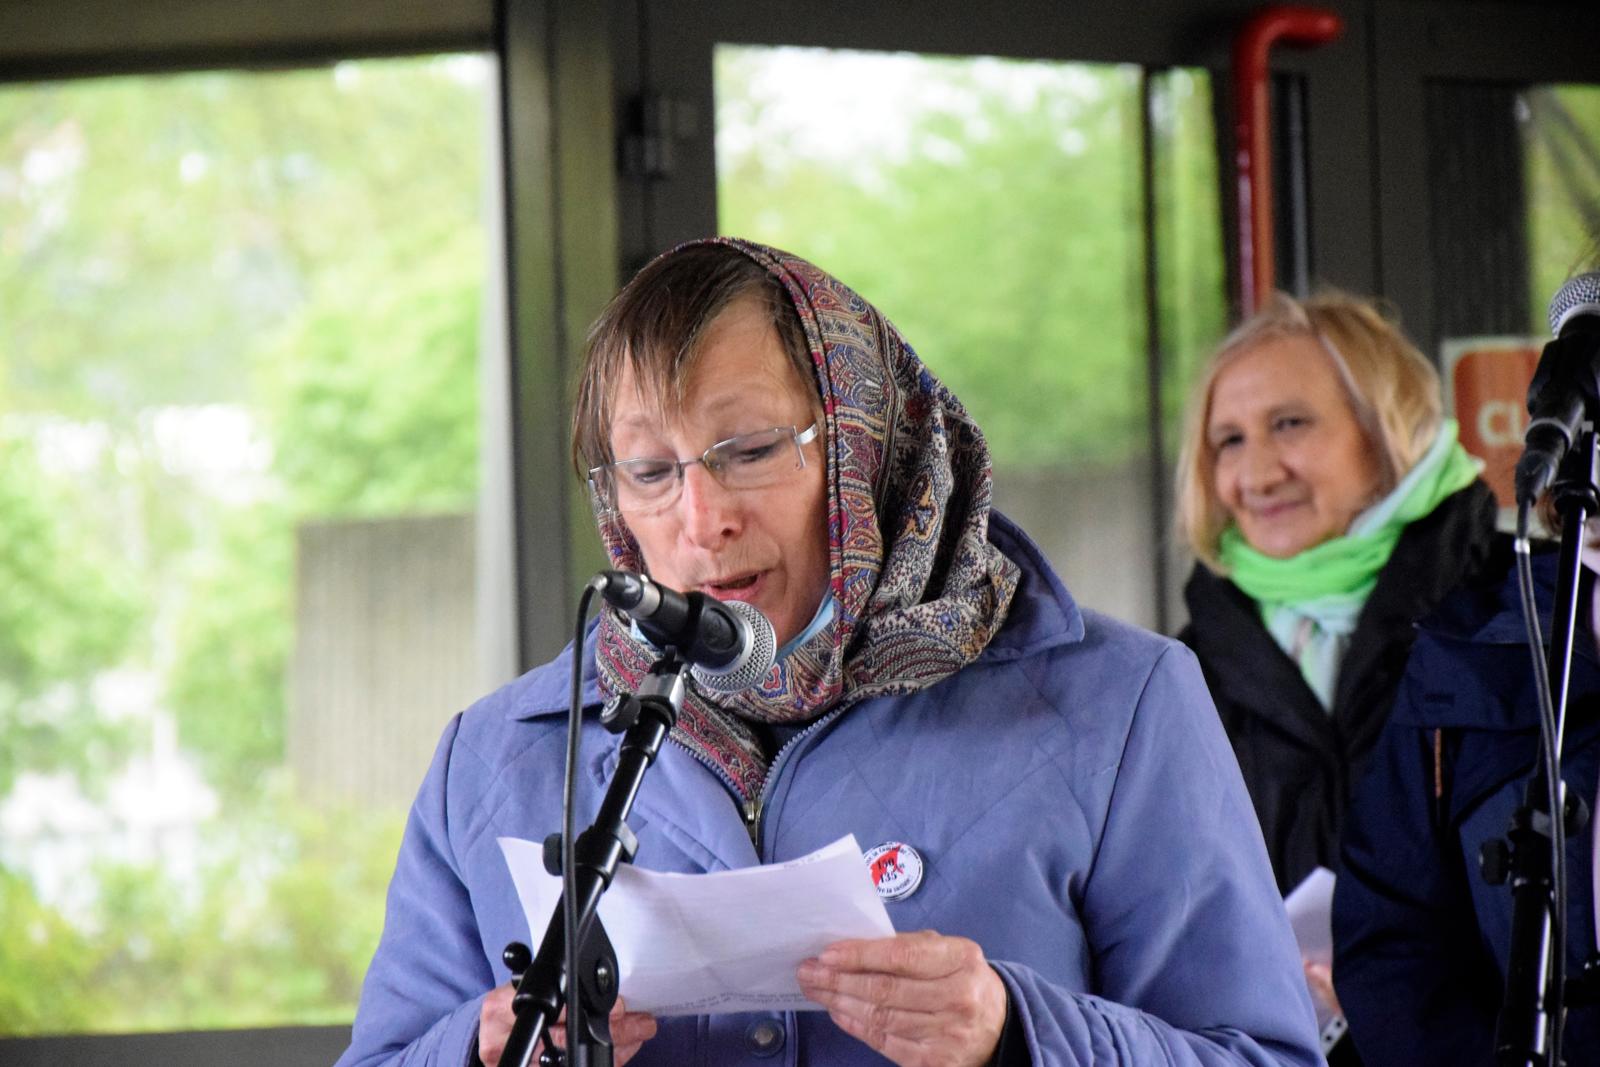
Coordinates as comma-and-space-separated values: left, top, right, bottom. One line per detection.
1175, 290, 1442, 568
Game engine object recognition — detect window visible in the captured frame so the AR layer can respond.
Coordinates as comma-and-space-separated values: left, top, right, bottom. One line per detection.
1524, 83, 1600, 328
715, 47, 1224, 629
0, 54, 499, 1034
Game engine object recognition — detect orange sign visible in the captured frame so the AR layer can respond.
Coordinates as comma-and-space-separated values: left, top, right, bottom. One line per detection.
1443, 337, 1543, 511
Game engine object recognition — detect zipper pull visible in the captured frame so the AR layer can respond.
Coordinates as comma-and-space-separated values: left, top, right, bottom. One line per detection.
743, 797, 761, 849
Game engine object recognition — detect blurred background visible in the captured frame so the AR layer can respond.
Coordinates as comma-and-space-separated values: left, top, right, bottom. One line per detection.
0, 1, 1596, 1062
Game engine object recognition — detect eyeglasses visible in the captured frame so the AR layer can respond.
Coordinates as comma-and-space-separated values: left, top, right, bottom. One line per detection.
590, 423, 820, 517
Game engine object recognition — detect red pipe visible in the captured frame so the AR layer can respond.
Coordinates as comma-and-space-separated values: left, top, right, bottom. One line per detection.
1232, 5, 1344, 313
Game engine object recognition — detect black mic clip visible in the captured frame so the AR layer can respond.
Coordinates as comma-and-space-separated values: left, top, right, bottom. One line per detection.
596, 570, 778, 694
1515, 333, 1600, 506
1516, 272, 1600, 506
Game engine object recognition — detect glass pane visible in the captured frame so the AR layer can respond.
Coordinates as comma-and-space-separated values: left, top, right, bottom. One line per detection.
715, 46, 1224, 629
1151, 68, 1229, 627
0, 55, 495, 1034
1524, 84, 1600, 329
1425, 80, 1600, 525
1426, 81, 1532, 346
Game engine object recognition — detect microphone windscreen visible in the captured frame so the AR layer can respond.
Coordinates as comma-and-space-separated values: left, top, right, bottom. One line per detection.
690, 600, 777, 694
1548, 271, 1600, 336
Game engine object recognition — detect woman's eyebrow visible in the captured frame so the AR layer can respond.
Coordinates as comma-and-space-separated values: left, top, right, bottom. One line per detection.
610, 412, 662, 432
692, 391, 798, 421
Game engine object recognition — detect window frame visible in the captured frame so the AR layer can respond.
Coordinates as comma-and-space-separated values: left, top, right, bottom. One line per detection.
623, 0, 1288, 631
4, 0, 1599, 1061
0, 1, 610, 1061
1369, 0, 1600, 352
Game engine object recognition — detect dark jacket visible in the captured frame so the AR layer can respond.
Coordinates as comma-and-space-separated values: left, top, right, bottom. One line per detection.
1331, 537, 1600, 1066
1179, 481, 1498, 893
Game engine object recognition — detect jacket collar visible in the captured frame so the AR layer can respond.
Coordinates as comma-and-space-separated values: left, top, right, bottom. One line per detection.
1397, 540, 1600, 821
1393, 538, 1600, 733
1419, 537, 1596, 652
977, 511, 1085, 662
506, 509, 1083, 721
1183, 563, 1333, 751
507, 625, 605, 721
1181, 481, 1499, 750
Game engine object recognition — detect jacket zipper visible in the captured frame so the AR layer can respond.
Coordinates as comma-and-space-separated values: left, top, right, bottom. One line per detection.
746, 709, 846, 857
667, 734, 747, 806
742, 796, 762, 844
668, 707, 846, 859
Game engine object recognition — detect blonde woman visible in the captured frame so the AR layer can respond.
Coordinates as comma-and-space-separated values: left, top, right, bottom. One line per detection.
1174, 292, 1496, 1042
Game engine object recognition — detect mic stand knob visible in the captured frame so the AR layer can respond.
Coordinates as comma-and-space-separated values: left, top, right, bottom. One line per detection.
505, 942, 533, 981
572, 921, 620, 1067
1480, 838, 1511, 886
600, 694, 642, 732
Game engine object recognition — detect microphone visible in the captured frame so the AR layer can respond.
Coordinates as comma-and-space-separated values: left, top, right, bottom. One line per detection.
597, 570, 777, 693
1514, 272, 1600, 505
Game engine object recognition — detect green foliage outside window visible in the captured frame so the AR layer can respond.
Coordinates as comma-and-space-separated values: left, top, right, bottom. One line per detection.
716, 50, 1227, 469
0, 57, 485, 1034
0, 436, 141, 801
1525, 85, 1600, 330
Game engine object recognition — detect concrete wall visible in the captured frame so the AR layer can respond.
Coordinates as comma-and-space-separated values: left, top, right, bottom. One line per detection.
993, 459, 1189, 634
289, 512, 480, 808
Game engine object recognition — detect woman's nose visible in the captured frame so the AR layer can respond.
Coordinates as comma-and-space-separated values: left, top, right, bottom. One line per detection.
1237, 439, 1287, 494
677, 463, 743, 546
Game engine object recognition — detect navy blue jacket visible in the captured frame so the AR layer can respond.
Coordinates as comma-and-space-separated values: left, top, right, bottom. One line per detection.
1332, 539, 1600, 1065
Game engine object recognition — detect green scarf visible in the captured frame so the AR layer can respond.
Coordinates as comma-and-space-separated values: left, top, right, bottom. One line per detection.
1217, 419, 1481, 707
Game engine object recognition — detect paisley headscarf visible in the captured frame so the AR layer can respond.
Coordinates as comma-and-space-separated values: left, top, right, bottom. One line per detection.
592, 238, 1019, 801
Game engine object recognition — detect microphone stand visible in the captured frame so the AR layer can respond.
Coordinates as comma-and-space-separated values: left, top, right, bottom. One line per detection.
1491, 429, 1597, 1067
498, 650, 688, 1067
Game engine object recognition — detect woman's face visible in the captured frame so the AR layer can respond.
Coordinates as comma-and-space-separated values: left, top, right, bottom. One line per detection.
607, 296, 830, 647
1207, 336, 1385, 559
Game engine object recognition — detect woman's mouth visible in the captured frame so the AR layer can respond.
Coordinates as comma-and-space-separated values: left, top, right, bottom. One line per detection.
1250, 500, 1307, 522
704, 571, 765, 599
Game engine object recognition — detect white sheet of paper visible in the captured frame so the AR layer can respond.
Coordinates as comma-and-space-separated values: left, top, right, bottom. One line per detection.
1284, 865, 1336, 968
499, 833, 896, 1016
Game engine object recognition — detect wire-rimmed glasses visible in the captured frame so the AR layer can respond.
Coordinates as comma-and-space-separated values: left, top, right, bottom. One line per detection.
589, 423, 820, 517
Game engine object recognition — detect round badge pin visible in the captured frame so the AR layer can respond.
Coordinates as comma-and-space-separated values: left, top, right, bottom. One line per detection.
863, 841, 924, 902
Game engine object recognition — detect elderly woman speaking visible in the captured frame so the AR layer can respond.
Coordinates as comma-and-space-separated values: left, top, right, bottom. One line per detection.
336, 239, 1321, 1067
